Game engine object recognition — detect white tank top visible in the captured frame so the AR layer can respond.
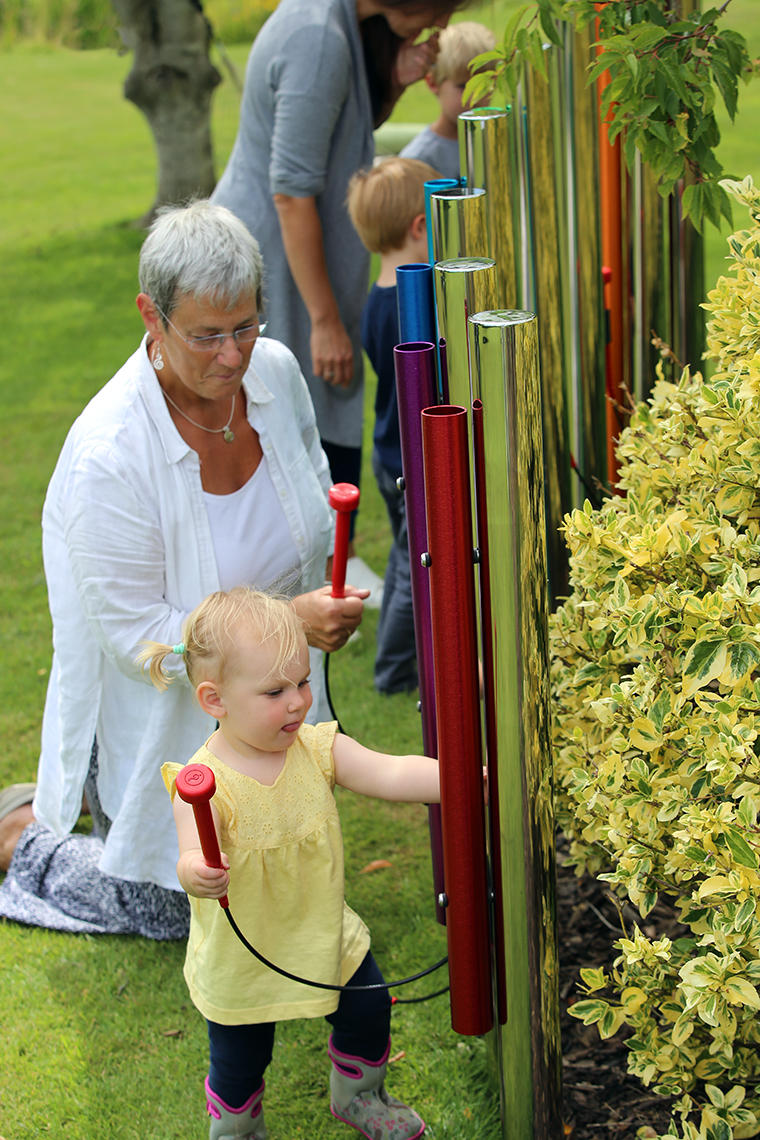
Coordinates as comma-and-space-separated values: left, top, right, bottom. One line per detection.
203, 455, 300, 595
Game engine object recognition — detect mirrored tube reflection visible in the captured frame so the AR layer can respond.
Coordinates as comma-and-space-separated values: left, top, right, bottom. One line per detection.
393, 341, 445, 924
459, 107, 521, 309
523, 55, 572, 601
434, 257, 498, 414
421, 404, 492, 1037
468, 310, 562, 1139
430, 187, 489, 265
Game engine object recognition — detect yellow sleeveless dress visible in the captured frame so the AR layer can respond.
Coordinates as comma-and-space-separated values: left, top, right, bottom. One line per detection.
162, 721, 370, 1024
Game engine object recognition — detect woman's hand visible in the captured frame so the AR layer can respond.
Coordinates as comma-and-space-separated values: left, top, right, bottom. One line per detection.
394, 31, 440, 89
177, 849, 230, 900
311, 314, 354, 388
292, 584, 369, 652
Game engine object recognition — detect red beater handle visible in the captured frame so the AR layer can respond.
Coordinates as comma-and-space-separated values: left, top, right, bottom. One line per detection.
175, 764, 228, 909
328, 482, 360, 599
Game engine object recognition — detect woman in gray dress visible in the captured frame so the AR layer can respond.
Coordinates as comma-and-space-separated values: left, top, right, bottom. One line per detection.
212, 0, 466, 505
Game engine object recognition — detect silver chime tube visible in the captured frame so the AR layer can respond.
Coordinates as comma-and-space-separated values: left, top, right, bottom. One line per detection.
523, 52, 572, 600
434, 257, 498, 413
468, 309, 562, 1140
567, 20, 607, 497
430, 186, 489, 264
458, 107, 522, 309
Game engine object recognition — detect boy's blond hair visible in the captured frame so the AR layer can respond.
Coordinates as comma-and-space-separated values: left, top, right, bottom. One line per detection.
136, 587, 306, 692
347, 157, 440, 255
431, 21, 496, 86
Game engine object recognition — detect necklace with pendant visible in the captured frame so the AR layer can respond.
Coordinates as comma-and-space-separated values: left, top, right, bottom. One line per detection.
152, 346, 236, 443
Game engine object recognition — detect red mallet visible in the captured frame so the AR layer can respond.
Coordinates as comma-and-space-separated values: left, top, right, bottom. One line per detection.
175, 763, 229, 909
328, 482, 360, 599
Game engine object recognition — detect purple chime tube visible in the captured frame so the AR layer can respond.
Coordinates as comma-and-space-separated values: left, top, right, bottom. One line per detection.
393, 340, 445, 923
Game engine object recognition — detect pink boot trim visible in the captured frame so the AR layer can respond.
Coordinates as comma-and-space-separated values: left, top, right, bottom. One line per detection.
205, 1076, 265, 1121
327, 1035, 391, 1079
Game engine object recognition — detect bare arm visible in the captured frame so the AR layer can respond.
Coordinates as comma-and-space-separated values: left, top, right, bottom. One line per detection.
173, 794, 230, 900
332, 733, 440, 803
272, 194, 354, 388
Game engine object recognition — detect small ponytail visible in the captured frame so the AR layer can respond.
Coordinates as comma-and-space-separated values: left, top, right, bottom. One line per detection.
135, 639, 186, 692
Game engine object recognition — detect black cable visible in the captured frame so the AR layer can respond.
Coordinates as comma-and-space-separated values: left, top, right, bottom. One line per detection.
392, 986, 450, 1005
224, 908, 447, 993
322, 649, 346, 735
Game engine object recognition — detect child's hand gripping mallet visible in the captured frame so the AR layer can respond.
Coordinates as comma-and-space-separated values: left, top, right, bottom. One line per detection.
175, 764, 229, 909
328, 483, 360, 600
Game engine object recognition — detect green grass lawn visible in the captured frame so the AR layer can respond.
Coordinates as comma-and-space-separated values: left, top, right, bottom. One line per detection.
0, 5, 758, 1137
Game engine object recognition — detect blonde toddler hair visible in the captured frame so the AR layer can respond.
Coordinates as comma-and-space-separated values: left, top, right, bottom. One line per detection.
430, 22, 496, 86
347, 157, 440, 255
136, 587, 306, 692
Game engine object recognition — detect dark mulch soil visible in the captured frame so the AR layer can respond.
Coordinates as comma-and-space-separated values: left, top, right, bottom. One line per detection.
557, 839, 686, 1139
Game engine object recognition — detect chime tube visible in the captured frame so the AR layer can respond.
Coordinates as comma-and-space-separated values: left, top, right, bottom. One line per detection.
523, 52, 572, 599
458, 107, 521, 309
421, 404, 492, 1038
434, 257, 498, 413
424, 178, 459, 265
430, 186, 489, 265
396, 263, 437, 345
393, 341, 445, 922
468, 309, 562, 1139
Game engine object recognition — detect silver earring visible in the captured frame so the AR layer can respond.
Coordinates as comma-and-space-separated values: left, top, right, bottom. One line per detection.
153, 343, 164, 371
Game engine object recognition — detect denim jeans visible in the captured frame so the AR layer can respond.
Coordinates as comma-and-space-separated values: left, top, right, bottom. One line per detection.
372, 450, 418, 694
207, 951, 391, 1107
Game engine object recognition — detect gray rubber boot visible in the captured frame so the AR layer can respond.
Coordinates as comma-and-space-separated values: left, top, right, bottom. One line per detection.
205, 1077, 267, 1140
328, 1036, 425, 1140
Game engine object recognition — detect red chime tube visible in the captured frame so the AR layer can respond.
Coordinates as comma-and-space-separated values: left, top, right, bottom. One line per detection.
421, 404, 492, 1037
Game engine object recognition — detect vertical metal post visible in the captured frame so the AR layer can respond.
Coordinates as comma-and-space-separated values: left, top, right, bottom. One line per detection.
469, 309, 562, 1140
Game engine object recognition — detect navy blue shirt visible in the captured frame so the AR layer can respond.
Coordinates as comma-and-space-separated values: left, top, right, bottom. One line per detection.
361, 283, 402, 480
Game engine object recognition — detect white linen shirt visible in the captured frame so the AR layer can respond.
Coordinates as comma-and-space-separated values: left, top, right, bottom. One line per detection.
35, 335, 333, 890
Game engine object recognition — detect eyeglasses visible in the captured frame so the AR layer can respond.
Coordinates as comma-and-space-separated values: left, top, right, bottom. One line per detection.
155, 303, 267, 353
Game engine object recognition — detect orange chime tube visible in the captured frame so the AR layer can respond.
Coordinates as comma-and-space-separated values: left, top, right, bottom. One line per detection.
421, 404, 492, 1037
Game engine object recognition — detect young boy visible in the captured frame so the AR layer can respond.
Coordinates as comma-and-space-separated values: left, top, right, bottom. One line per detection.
347, 157, 439, 695
399, 21, 496, 181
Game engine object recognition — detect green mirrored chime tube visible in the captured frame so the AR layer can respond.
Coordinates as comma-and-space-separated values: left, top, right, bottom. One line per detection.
468, 309, 562, 1140
523, 51, 572, 601
632, 153, 670, 403
568, 20, 607, 500
433, 257, 498, 414
458, 107, 522, 309
430, 186, 489, 265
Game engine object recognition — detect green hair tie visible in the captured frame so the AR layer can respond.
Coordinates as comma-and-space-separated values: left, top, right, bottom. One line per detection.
172, 643, 185, 655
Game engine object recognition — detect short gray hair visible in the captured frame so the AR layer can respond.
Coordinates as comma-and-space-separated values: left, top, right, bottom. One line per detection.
139, 200, 265, 321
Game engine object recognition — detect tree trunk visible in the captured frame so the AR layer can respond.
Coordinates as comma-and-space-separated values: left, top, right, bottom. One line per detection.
111, 0, 222, 225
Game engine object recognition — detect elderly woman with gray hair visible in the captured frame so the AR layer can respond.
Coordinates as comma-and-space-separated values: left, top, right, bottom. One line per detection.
0, 201, 366, 939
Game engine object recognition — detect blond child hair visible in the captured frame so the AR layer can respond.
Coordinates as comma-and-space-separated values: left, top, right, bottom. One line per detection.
346, 157, 439, 255
430, 21, 496, 86
136, 587, 306, 692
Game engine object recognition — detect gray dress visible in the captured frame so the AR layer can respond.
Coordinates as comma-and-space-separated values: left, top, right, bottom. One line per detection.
212, 0, 374, 449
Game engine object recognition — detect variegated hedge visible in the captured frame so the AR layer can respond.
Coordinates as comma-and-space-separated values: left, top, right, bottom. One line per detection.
551, 176, 760, 1140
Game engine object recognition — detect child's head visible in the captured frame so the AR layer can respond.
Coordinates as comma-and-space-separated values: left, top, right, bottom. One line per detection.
347, 157, 439, 256
138, 587, 307, 693
427, 22, 496, 126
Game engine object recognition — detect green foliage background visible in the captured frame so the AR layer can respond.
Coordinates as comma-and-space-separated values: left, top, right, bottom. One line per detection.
552, 177, 760, 1140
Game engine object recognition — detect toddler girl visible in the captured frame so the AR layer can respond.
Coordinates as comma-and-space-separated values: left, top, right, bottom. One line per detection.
139, 587, 439, 1140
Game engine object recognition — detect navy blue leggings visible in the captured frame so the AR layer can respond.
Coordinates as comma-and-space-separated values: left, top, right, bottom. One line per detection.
207, 951, 391, 1108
